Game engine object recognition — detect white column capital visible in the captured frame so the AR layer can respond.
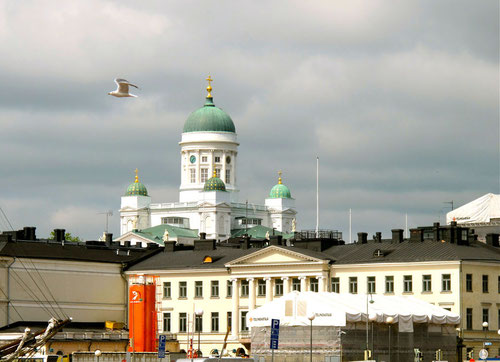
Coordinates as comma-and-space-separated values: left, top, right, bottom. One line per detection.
281, 277, 289, 281
264, 277, 272, 281
298, 276, 306, 280
246, 277, 254, 282
317, 275, 326, 280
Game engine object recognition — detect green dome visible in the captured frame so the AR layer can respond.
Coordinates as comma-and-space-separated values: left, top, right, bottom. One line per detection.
183, 97, 236, 133
125, 181, 148, 196
204, 175, 226, 192
269, 183, 291, 198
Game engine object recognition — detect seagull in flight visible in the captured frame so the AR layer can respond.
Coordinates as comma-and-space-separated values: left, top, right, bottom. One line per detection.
108, 78, 139, 97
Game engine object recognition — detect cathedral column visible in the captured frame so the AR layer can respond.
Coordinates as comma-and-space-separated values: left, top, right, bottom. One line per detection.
248, 278, 256, 310
265, 277, 273, 303
196, 150, 201, 184
299, 276, 307, 292
318, 275, 327, 292
231, 278, 239, 339
282, 277, 290, 294
222, 150, 227, 183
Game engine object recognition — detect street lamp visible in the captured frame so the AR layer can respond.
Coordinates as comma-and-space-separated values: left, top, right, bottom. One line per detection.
308, 312, 316, 362
94, 349, 101, 362
482, 321, 488, 344
195, 309, 204, 356
365, 294, 374, 360
369, 312, 377, 357
386, 317, 394, 362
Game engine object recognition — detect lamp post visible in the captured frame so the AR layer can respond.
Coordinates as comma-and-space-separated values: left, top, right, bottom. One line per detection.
195, 309, 204, 356
369, 313, 377, 357
94, 350, 101, 362
386, 317, 394, 362
365, 293, 374, 360
482, 321, 488, 343
308, 312, 316, 362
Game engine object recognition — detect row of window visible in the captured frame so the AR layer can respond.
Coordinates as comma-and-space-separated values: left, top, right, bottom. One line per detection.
465, 307, 500, 331
342, 274, 452, 294
162, 311, 249, 333
163, 274, 500, 299
465, 274, 500, 293
163, 278, 319, 299
189, 168, 231, 184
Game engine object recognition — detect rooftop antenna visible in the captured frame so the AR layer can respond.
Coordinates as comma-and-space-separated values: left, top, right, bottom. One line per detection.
443, 201, 454, 211
98, 210, 113, 233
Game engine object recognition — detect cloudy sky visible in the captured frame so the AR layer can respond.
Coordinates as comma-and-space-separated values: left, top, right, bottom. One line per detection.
0, 1, 498, 241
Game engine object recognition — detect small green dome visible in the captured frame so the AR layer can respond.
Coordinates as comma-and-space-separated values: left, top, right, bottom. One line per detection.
183, 97, 236, 133
125, 182, 148, 196
269, 184, 291, 198
204, 174, 227, 192
269, 172, 291, 198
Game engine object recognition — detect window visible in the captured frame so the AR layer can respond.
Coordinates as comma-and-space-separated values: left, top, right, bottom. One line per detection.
190, 169, 196, 183
385, 276, 394, 293
215, 168, 221, 178
275, 279, 283, 296
482, 308, 489, 330
483, 275, 489, 293
195, 315, 202, 332
292, 278, 301, 291
466, 308, 472, 330
403, 275, 413, 293
195, 281, 203, 298
179, 313, 187, 333
367, 276, 376, 294
227, 280, 232, 297
215, 156, 221, 163
442, 274, 451, 292
497, 275, 500, 293
201, 168, 208, 183
211, 281, 219, 297
331, 277, 340, 293
310, 278, 319, 292
211, 312, 219, 332
241, 280, 249, 297
163, 313, 171, 332
179, 281, 187, 298
349, 277, 358, 294
257, 279, 266, 296
227, 312, 232, 331
225, 169, 231, 184
202, 156, 208, 163
241, 311, 248, 331
163, 282, 171, 298
422, 275, 432, 292
466, 274, 472, 292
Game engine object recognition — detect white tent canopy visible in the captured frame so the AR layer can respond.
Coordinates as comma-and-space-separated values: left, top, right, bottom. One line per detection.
247, 292, 460, 333
446, 193, 500, 225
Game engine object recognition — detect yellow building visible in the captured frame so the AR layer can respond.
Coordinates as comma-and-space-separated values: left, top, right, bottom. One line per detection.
125, 224, 500, 358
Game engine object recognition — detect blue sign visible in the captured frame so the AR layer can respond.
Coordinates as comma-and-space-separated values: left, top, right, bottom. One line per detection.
158, 334, 167, 358
270, 319, 280, 350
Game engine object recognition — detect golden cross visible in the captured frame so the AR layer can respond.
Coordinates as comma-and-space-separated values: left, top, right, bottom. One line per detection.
135, 168, 139, 183
278, 170, 282, 184
206, 75, 213, 97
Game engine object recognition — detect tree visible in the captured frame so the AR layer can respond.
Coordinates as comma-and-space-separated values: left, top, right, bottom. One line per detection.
48, 231, 81, 242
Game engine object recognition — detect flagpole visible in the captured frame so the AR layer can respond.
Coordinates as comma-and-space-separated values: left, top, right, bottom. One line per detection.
349, 208, 352, 244
316, 157, 319, 238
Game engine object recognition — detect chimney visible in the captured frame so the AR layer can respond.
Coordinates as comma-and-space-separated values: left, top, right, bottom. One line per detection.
194, 238, 216, 251
241, 236, 251, 250
269, 235, 282, 246
199, 232, 206, 240
409, 228, 423, 242
164, 241, 175, 252
391, 229, 404, 243
54, 229, 66, 242
486, 234, 499, 247
105, 233, 113, 245
375, 232, 382, 243
358, 232, 368, 244
433, 222, 440, 241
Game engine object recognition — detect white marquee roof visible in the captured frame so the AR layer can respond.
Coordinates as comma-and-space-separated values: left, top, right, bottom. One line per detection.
446, 193, 500, 225
247, 292, 459, 333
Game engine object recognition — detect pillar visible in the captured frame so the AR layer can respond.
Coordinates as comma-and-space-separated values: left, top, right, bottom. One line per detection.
299, 276, 307, 292
318, 275, 326, 292
282, 277, 290, 294
265, 277, 273, 303
231, 278, 239, 339
248, 278, 255, 310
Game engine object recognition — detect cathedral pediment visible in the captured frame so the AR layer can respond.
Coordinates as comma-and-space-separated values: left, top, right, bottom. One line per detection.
225, 246, 324, 267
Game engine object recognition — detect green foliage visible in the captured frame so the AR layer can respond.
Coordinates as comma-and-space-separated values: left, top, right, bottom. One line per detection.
48, 231, 81, 242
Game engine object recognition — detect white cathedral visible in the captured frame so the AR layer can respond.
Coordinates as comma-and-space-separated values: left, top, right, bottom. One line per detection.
118, 77, 297, 243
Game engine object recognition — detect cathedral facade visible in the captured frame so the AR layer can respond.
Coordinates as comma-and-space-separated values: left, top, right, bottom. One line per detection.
119, 78, 297, 242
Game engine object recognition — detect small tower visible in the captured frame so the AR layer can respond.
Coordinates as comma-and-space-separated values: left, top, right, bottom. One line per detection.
120, 169, 151, 234
199, 170, 231, 240
265, 171, 297, 233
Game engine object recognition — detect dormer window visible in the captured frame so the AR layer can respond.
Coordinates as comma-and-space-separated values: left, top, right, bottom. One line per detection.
203, 256, 213, 263
374, 249, 384, 257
